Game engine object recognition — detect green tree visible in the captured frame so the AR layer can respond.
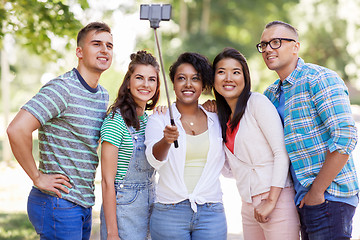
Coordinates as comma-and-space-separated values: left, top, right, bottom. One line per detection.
293, 0, 355, 81
0, 0, 88, 58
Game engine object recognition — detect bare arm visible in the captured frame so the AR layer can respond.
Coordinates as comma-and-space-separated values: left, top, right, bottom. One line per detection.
299, 150, 349, 207
101, 141, 121, 240
7, 109, 71, 197
152, 125, 179, 161
254, 186, 282, 223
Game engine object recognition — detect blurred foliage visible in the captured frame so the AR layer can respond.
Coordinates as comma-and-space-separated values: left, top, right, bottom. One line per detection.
136, 0, 360, 98
0, 213, 37, 240
0, 0, 89, 60
293, 0, 360, 83
136, 0, 298, 92
0, 211, 101, 240
1, 0, 360, 113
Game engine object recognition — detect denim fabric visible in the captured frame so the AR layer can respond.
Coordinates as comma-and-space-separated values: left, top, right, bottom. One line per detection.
27, 187, 92, 240
298, 200, 356, 240
100, 126, 155, 240
150, 200, 227, 240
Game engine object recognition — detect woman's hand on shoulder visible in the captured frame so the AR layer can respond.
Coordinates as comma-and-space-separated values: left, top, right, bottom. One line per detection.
202, 99, 217, 113
153, 105, 168, 114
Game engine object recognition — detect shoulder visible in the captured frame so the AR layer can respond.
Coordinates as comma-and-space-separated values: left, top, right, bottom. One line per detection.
200, 105, 220, 125
103, 111, 127, 128
148, 110, 169, 122
264, 80, 279, 96
296, 62, 347, 96
248, 92, 272, 107
301, 62, 341, 83
247, 92, 278, 119
41, 70, 79, 93
96, 84, 109, 98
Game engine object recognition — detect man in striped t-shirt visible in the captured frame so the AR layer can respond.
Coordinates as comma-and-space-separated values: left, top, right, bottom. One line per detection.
7, 22, 113, 239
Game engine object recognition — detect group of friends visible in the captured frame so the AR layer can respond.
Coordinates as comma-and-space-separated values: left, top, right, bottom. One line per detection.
6, 20, 358, 240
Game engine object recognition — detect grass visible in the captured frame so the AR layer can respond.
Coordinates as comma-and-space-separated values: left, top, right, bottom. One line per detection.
0, 212, 101, 240
0, 213, 37, 240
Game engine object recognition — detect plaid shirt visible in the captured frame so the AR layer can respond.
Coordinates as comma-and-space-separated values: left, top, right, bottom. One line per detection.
264, 58, 358, 197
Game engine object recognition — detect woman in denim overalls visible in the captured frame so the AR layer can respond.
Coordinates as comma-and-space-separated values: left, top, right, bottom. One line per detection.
100, 50, 160, 240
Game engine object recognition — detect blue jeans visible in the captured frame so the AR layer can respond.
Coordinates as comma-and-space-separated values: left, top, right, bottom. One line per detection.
27, 187, 92, 240
150, 200, 227, 240
297, 200, 356, 240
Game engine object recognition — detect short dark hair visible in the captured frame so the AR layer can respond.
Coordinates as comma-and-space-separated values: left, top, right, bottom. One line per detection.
77, 22, 111, 46
265, 21, 298, 39
212, 47, 251, 142
169, 52, 213, 92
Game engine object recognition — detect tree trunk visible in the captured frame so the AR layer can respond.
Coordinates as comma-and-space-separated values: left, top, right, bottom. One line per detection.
179, 0, 188, 38
1, 48, 12, 164
201, 0, 211, 34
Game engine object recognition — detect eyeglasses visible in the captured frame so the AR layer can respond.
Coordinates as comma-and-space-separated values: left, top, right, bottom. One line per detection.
256, 38, 296, 53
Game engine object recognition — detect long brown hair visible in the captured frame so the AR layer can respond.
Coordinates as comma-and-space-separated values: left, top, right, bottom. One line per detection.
107, 50, 160, 130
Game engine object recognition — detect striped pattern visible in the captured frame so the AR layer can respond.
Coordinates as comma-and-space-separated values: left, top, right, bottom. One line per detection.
101, 111, 147, 181
22, 69, 109, 208
264, 58, 358, 197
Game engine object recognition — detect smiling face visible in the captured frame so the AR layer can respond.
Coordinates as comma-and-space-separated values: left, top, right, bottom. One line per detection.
76, 30, 113, 74
260, 25, 300, 80
173, 63, 203, 106
129, 64, 158, 108
214, 58, 245, 111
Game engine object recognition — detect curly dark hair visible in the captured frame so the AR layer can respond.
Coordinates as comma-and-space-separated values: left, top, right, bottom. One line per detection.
169, 52, 213, 92
212, 47, 252, 142
107, 50, 160, 130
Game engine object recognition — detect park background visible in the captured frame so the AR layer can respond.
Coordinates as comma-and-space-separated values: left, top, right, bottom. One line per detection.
0, 0, 359, 239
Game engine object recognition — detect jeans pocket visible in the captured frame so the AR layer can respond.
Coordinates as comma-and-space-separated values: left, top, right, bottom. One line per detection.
116, 188, 140, 205
27, 194, 46, 234
207, 202, 225, 213
55, 198, 78, 209
302, 201, 329, 234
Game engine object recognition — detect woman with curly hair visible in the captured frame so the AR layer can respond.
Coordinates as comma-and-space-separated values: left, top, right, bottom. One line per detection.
145, 52, 227, 240
100, 50, 160, 240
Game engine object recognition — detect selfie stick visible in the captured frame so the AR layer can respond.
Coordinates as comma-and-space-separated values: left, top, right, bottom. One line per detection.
140, 4, 178, 148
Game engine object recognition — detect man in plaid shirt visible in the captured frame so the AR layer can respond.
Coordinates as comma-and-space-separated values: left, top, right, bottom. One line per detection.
257, 20, 358, 239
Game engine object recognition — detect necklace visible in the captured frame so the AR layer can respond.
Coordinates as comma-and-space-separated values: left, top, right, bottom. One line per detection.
182, 119, 196, 135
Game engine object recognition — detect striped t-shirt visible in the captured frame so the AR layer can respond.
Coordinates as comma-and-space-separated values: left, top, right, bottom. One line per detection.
100, 111, 147, 181
22, 68, 109, 208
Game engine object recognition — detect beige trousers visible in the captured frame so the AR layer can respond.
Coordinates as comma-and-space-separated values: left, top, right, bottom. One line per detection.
241, 186, 301, 240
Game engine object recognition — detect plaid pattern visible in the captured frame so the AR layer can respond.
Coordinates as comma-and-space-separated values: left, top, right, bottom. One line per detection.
264, 58, 358, 197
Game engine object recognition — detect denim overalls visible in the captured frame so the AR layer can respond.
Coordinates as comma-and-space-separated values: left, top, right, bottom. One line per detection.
100, 126, 155, 240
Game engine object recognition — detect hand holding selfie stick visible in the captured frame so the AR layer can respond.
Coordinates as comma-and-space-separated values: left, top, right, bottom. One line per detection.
140, 4, 178, 148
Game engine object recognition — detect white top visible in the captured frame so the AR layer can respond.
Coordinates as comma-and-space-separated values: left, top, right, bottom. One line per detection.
225, 92, 292, 203
145, 104, 225, 212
